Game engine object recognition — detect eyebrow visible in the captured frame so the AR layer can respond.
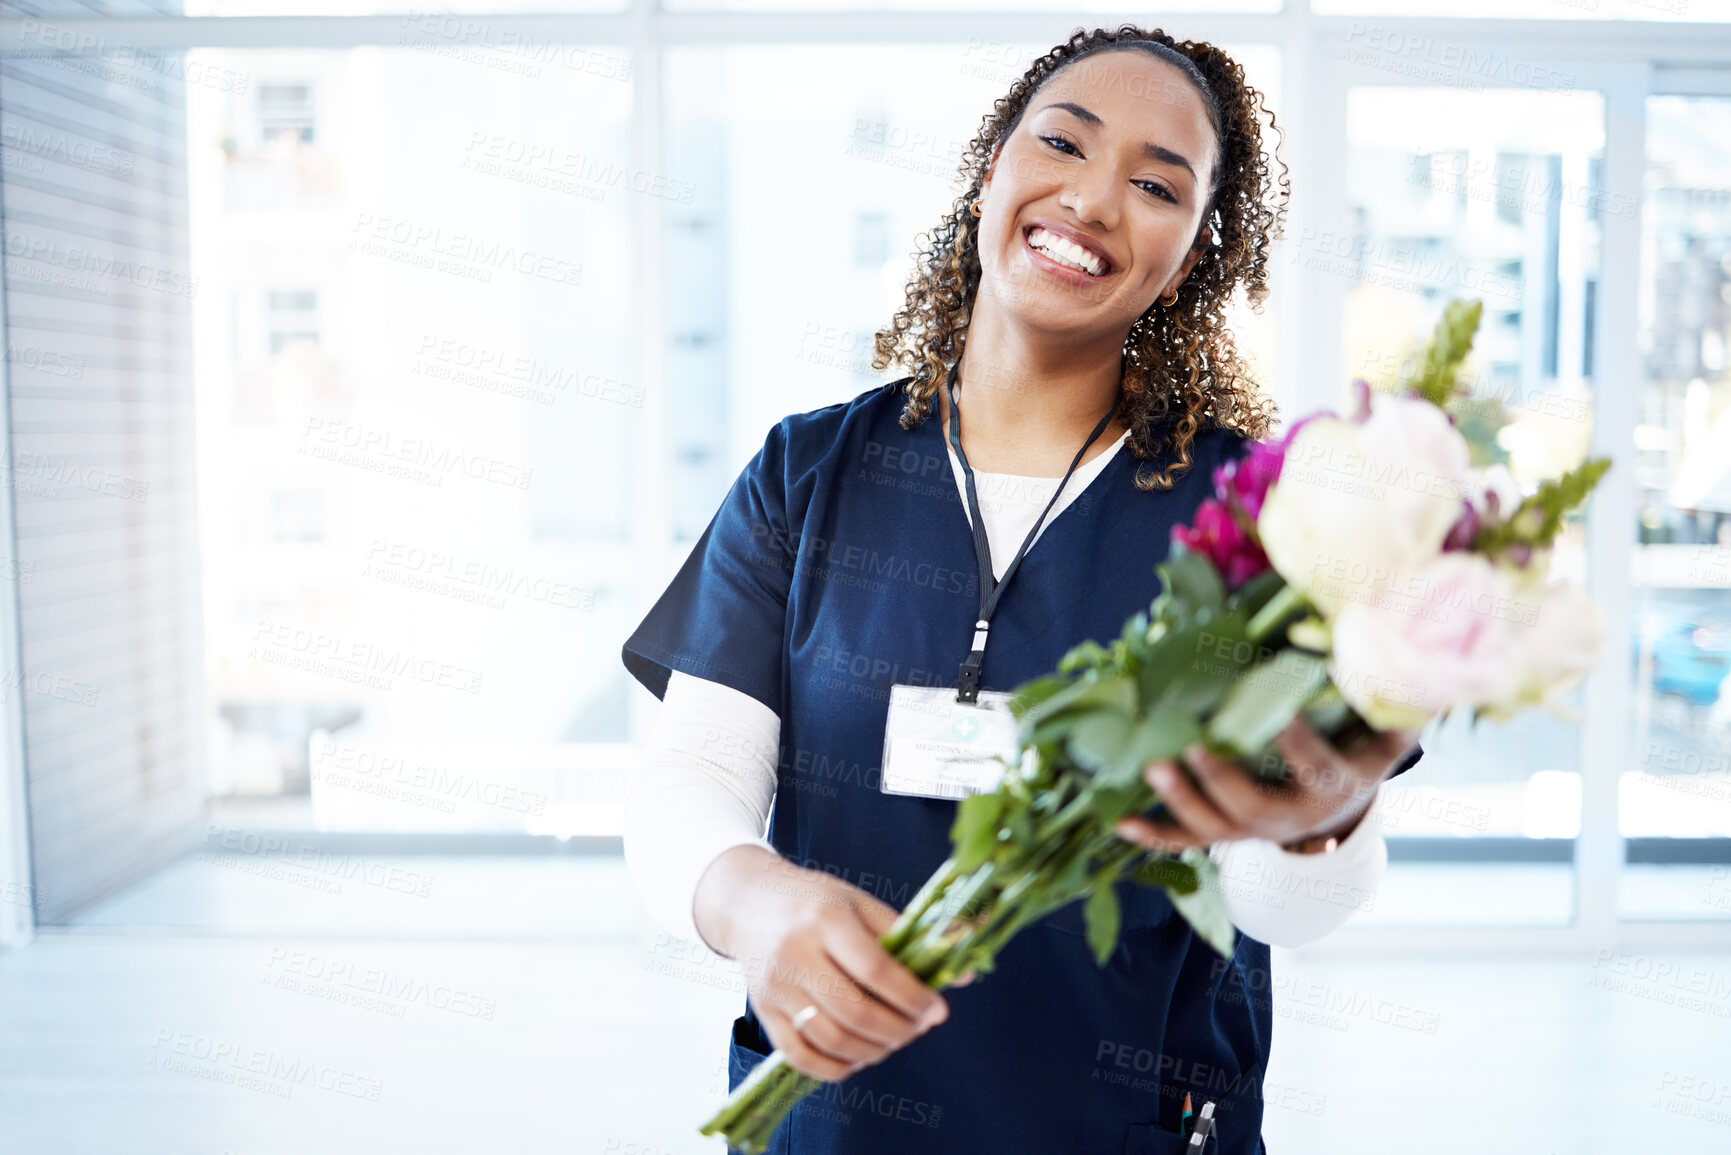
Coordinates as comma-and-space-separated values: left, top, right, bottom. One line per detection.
1035, 101, 1197, 182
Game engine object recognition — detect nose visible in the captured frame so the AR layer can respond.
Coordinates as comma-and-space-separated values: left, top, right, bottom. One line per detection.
1062, 161, 1122, 233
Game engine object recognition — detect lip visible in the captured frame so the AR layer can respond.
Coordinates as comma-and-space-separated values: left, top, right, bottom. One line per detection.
1022, 220, 1116, 279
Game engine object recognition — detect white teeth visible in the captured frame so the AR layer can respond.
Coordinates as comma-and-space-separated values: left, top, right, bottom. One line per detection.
1027, 226, 1106, 276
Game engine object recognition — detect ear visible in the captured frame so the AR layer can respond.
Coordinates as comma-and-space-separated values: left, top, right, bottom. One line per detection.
1163, 223, 1214, 296
979, 142, 1005, 200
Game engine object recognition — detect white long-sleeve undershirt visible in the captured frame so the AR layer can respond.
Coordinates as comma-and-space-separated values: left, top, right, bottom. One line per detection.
623, 429, 1386, 951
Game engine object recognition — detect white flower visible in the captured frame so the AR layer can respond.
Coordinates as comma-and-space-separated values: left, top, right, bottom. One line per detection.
1328, 552, 1525, 730
1491, 581, 1602, 717
1259, 395, 1472, 619
1466, 463, 1523, 522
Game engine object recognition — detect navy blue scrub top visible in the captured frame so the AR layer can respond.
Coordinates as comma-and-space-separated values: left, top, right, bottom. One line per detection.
622, 378, 1420, 1155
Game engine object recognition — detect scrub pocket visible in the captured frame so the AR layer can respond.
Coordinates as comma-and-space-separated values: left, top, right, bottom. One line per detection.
725, 1014, 793, 1155
1124, 1120, 1219, 1154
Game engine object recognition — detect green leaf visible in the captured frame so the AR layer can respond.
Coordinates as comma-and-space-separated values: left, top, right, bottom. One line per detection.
1080, 675, 1137, 715
1083, 878, 1122, 965
1048, 846, 1092, 897
1158, 611, 1253, 717
1095, 706, 1202, 791
1026, 713, 1086, 749
951, 791, 1004, 873
1066, 712, 1134, 772
1158, 546, 1227, 617
1128, 856, 1200, 895
1087, 782, 1143, 827
1136, 620, 1203, 710
1119, 609, 1151, 656
1057, 639, 1112, 674
1402, 298, 1483, 408
1168, 849, 1236, 957
1474, 456, 1612, 556
1232, 569, 1288, 619
1016, 671, 1135, 735
1205, 649, 1329, 757
1007, 675, 1072, 719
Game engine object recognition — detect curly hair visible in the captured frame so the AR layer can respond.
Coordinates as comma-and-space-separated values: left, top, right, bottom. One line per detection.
871, 25, 1288, 490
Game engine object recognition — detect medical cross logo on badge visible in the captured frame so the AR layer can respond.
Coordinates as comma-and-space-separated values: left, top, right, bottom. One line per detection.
950, 713, 980, 741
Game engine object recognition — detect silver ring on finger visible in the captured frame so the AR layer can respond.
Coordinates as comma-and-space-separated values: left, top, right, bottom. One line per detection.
790, 1004, 819, 1033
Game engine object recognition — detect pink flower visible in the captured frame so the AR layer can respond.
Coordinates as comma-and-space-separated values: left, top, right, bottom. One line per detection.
1328, 552, 1523, 730
1173, 436, 1293, 589
1258, 396, 1472, 619
1175, 498, 1269, 589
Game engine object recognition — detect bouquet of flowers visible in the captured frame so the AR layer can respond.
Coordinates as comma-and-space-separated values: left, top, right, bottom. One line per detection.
701, 300, 1610, 1151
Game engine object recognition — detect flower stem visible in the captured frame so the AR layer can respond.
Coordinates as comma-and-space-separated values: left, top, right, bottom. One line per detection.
1247, 582, 1306, 643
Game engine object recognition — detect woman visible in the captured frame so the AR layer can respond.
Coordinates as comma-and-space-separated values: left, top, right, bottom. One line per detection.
621, 26, 1420, 1154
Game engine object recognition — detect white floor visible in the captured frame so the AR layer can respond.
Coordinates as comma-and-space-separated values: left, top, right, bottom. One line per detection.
1, 853, 1727, 1154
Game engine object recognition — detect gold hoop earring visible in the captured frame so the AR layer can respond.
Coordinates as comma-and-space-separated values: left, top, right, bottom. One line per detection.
1158, 288, 1179, 307
969, 199, 983, 218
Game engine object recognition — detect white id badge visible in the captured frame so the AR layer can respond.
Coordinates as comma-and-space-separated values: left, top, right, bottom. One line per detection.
880, 684, 1023, 800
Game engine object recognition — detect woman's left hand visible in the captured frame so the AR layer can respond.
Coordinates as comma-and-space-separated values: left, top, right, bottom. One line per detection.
1113, 717, 1419, 853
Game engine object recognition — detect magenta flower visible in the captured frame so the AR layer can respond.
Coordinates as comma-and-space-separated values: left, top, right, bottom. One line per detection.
1173, 435, 1293, 590
1442, 498, 1479, 552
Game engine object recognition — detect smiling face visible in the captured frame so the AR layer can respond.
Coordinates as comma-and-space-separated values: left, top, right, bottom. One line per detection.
976, 48, 1221, 341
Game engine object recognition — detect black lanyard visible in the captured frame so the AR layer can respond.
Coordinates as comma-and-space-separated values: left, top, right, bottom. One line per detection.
945, 359, 1121, 703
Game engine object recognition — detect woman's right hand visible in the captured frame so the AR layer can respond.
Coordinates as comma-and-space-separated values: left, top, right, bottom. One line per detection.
693, 845, 950, 1082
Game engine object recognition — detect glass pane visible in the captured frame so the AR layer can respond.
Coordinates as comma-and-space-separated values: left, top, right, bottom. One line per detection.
663, 42, 1282, 536
1316, 0, 1726, 19
1339, 86, 1605, 926
1622, 95, 1731, 921
188, 47, 639, 834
